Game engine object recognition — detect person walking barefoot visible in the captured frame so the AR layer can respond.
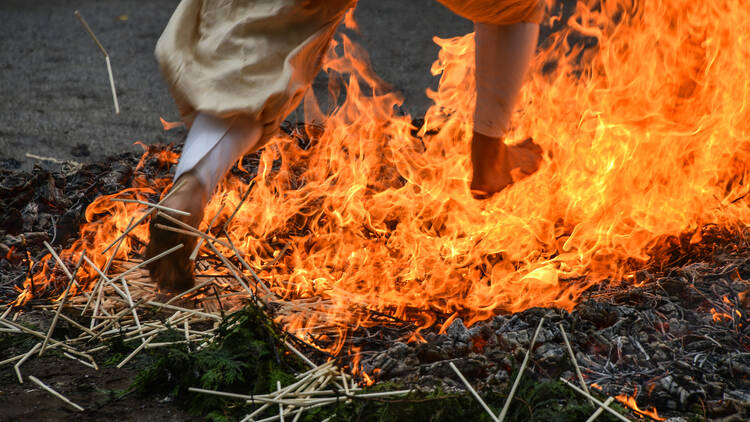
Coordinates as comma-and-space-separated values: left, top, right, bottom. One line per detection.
146, 0, 544, 292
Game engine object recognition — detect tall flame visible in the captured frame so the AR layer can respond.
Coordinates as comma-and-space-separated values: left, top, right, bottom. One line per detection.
16, 0, 750, 354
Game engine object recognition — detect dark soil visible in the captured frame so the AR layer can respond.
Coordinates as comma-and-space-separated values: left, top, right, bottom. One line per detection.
0, 312, 198, 422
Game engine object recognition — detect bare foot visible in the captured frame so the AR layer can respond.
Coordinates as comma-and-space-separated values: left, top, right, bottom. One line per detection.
470, 131, 542, 199
145, 172, 206, 293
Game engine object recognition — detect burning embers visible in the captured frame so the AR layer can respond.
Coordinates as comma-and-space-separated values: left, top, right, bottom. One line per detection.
4, 0, 750, 419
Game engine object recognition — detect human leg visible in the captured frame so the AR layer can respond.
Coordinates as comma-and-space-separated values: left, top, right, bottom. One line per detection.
146, 113, 263, 292
470, 21, 542, 198
147, 0, 354, 292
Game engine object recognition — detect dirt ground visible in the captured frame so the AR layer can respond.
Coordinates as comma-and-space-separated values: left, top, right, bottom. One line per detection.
0, 310, 199, 421
0, 0, 471, 171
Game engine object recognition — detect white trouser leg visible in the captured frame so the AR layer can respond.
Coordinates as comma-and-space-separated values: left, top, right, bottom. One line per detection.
174, 112, 263, 197
473, 22, 539, 138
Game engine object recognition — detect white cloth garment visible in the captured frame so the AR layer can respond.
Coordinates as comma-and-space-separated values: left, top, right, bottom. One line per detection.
162, 1, 544, 195
175, 113, 262, 196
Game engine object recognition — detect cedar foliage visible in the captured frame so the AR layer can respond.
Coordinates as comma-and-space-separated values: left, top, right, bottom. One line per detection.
130, 304, 627, 421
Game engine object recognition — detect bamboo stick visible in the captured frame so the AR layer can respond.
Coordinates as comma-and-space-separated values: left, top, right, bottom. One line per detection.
74, 10, 119, 114
155, 214, 234, 251
146, 300, 222, 321
222, 231, 275, 298
58, 313, 96, 337
586, 396, 615, 422
83, 255, 129, 300
39, 250, 83, 357
277, 380, 285, 422
117, 334, 157, 368
449, 361, 499, 422
62, 352, 97, 369
559, 378, 631, 422
190, 203, 225, 261
498, 317, 545, 422
104, 55, 120, 114
284, 340, 317, 369
111, 198, 190, 216
119, 277, 144, 342
101, 178, 187, 254
28, 375, 85, 412
163, 280, 215, 307
205, 241, 254, 297
559, 323, 592, 405
74, 10, 107, 56
42, 242, 89, 300
14, 343, 42, 383
223, 180, 255, 233
107, 243, 183, 285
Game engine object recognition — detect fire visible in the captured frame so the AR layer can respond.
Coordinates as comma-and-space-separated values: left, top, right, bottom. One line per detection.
13, 0, 750, 356
614, 391, 666, 421
710, 307, 733, 323
592, 383, 665, 421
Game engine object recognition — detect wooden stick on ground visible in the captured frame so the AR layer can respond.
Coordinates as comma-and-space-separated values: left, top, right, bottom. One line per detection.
190, 203, 225, 261
277, 380, 285, 422
28, 375, 85, 412
283, 340, 317, 370
204, 241, 254, 297
559, 322, 592, 405
163, 279, 216, 306
107, 243, 184, 284
145, 300, 222, 321
74, 10, 119, 114
101, 178, 188, 254
39, 245, 83, 357
222, 230, 275, 299
586, 396, 615, 422
449, 361, 499, 422
117, 334, 157, 368
84, 214, 133, 323
155, 213, 234, 251
498, 317, 545, 422
111, 198, 191, 216
223, 180, 256, 233
559, 378, 631, 422
14, 343, 41, 383
119, 277, 144, 342
0, 352, 31, 367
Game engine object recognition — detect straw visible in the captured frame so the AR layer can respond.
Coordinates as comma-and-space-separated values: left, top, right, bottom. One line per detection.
28, 375, 85, 412
498, 317, 545, 421
449, 361, 499, 422
586, 396, 616, 422
74, 10, 119, 114
14, 343, 42, 383
190, 203, 225, 261
111, 198, 191, 216
101, 178, 188, 254
559, 378, 632, 422
559, 322, 592, 405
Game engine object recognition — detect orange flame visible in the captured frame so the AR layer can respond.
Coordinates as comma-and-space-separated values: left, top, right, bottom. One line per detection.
710, 307, 733, 323
13, 143, 177, 306
614, 391, 666, 421
160, 116, 184, 131
14, 1, 750, 356
593, 383, 665, 421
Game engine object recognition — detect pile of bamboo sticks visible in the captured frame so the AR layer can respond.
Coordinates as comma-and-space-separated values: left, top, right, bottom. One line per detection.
1, 181, 634, 420
0, 181, 396, 415
192, 354, 411, 422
